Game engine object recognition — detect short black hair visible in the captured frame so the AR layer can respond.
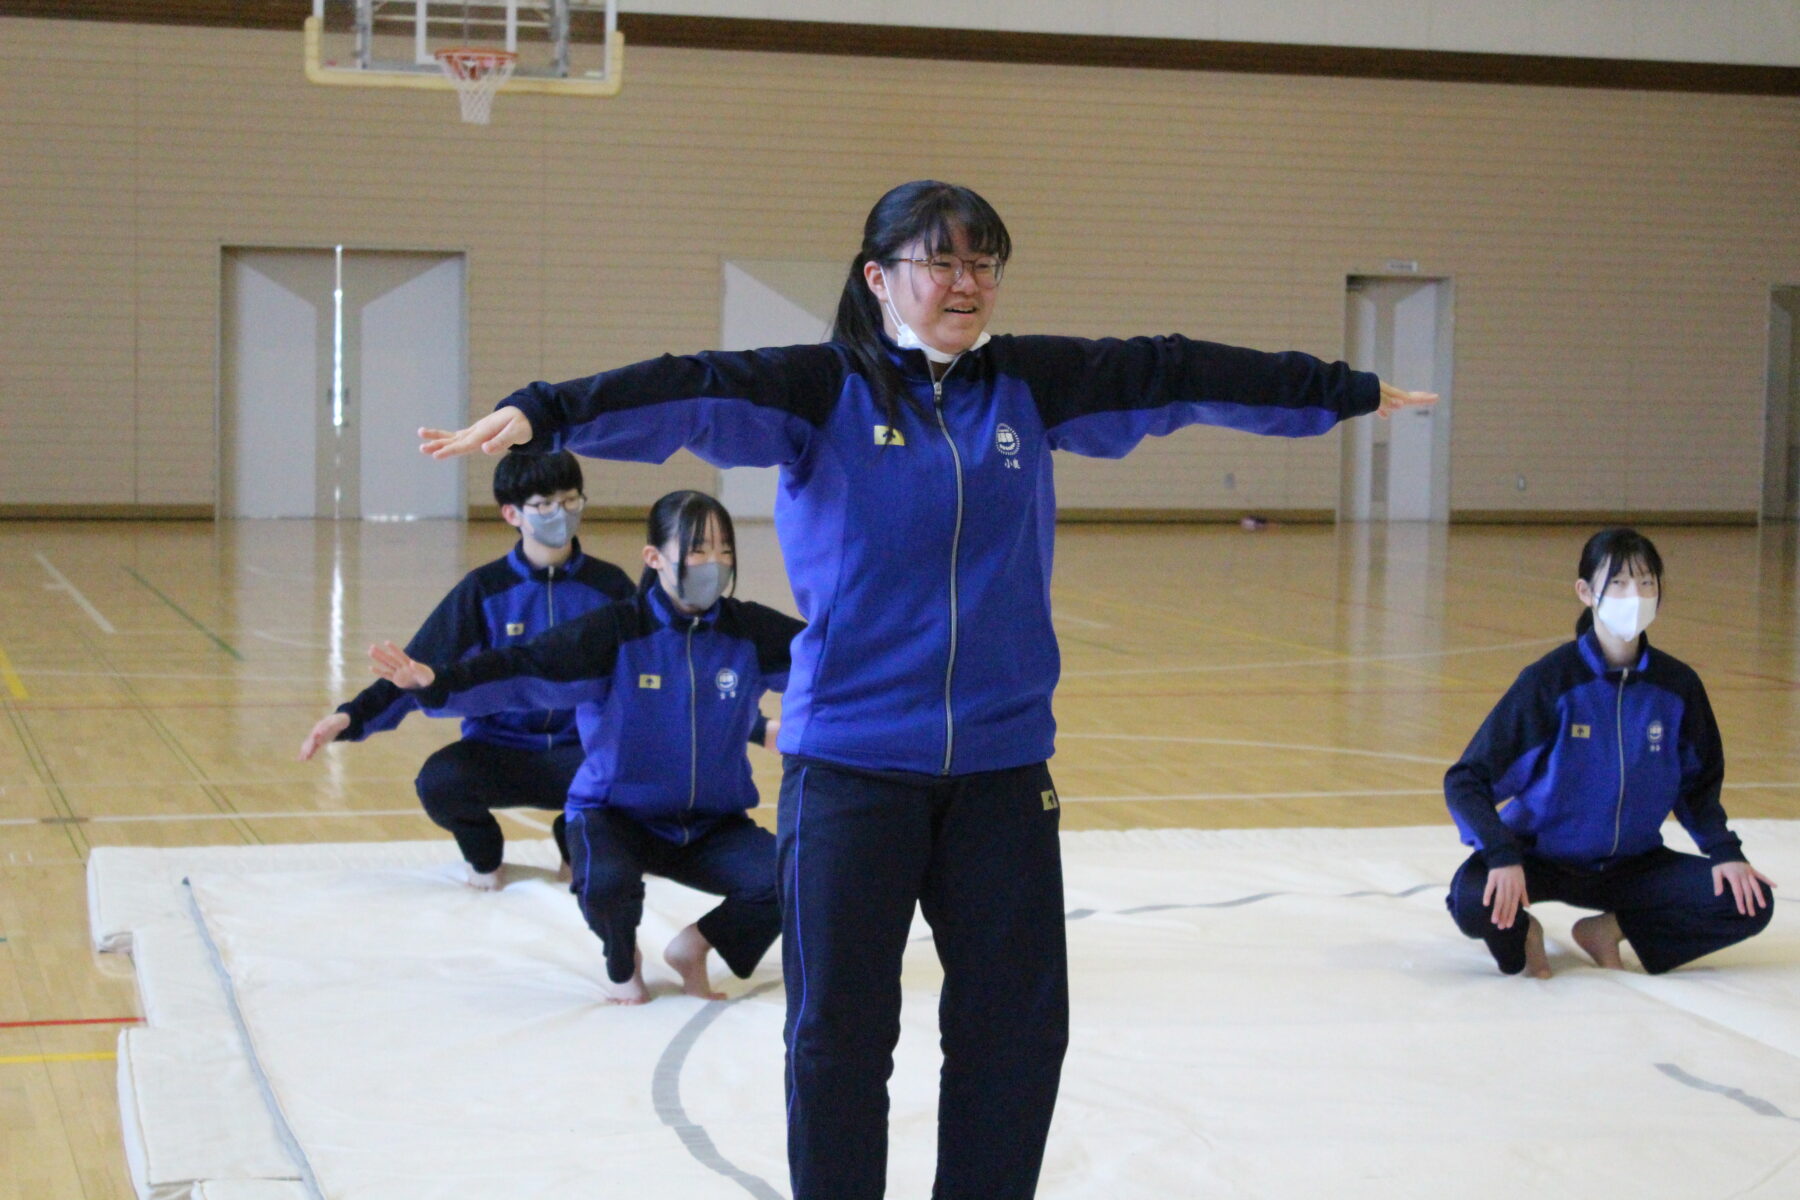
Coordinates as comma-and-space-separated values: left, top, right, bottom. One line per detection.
493, 451, 584, 508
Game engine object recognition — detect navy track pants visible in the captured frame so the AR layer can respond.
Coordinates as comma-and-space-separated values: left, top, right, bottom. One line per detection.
413, 739, 580, 873
1448, 845, 1773, 975
566, 807, 780, 984
778, 758, 1070, 1200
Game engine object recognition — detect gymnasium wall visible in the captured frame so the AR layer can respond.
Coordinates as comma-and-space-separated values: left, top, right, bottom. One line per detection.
3, 15, 1797, 518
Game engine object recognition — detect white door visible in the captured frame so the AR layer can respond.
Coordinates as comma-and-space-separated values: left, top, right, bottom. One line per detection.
220, 247, 466, 519
717, 259, 840, 518
1340, 277, 1453, 523
1762, 287, 1800, 522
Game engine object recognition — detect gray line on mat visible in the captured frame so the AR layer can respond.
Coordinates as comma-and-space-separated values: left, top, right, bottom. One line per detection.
1655, 1063, 1799, 1121
183, 879, 321, 1198
655, 980, 787, 1199
925, 884, 1444, 939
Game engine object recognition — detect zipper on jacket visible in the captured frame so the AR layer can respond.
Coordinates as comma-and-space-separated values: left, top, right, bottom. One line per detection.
1609, 666, 1629, 857
683, 621, 698, 845
931, 362, 966, 776
543, 564, 558, 747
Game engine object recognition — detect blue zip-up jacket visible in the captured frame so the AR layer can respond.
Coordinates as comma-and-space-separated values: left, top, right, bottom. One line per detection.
503, 333, 1378, 776
1444, 632, 1745, 870
411, 585, 804, 844
336, 539, 633, 750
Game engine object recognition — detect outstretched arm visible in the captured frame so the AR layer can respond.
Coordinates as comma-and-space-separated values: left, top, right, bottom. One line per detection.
420, 344, 842, 469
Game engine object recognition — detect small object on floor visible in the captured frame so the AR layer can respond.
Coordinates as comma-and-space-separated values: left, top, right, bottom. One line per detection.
1240, 515, 1269, 531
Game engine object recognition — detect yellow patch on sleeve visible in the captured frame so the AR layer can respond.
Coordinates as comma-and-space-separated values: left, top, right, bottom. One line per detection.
874, 425, 905, 446
639, 674, 661, 690
1570, 724, 1591, 739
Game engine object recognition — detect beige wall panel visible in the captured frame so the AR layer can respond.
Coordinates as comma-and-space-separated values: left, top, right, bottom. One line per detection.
1, 20, 1795, 515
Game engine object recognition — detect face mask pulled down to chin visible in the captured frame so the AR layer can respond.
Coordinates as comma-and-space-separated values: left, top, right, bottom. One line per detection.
879, 266, 989, 365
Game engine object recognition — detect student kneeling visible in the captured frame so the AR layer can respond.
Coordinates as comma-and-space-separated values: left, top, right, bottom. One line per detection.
1444, 528, 1775, 978
370, 490, 801, 1003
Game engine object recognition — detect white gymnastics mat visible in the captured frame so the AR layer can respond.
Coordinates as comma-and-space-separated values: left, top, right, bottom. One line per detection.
92, 824, 1800, 1200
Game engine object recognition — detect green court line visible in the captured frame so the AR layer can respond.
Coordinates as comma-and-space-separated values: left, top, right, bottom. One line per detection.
123, 567, 244, 660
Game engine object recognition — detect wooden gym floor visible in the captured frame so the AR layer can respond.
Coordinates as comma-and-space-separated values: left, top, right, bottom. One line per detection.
2, 517, 1796, 1198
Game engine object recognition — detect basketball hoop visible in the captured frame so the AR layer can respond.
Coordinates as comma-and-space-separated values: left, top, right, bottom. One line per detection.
434, 46, 517, 124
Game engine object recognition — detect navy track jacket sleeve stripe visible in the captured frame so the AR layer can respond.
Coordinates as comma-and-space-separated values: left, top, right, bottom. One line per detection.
336, 573, 486, 740
1001, 334, 1381, 458
1443, 663, 1566, 868
1668, 668, 1744, 863
503, 344, 846, 469
413, 603, 623, 716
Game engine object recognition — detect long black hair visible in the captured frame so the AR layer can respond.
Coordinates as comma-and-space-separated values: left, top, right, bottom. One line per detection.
1574, 527, 1664, 635
831, 180, 1012, 438
638, 490, 737, 598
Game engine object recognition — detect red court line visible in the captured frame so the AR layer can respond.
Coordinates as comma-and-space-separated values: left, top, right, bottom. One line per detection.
0, 1016, 142, 1029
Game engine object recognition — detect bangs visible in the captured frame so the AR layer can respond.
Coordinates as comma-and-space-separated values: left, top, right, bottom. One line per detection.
881, 182, 1013, 262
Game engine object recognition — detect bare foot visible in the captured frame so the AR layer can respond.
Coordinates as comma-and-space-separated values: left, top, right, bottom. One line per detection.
1522, 914, 1553, 979
1572, 912, 1626, 969
600, 949, 650, 1006
664, 923, 727, 1001
465, 863, 506, 891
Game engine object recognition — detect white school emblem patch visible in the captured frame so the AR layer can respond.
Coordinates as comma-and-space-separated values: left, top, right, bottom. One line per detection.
716, 668, 739, 699
1648, 720, 1664, 752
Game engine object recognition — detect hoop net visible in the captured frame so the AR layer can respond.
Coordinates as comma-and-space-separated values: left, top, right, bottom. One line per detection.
434, 47, 517, 125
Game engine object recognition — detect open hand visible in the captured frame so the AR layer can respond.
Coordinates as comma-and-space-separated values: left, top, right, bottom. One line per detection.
368, 641, 436, 691
1483, 864, 1529, 930
298, 712, 351, 762
419, 405, 534, 460
1377, 380, 1438, 419
1713, 861, 1776, 916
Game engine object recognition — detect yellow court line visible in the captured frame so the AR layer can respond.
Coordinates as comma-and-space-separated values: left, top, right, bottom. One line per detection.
0, 640, 27, 699
0, 1051, 116, 1065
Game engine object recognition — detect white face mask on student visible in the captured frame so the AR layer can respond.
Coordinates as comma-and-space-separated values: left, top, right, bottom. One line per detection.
878, 266, 989, 364
666, 560, 731, 612
1595, 593, 1656, 641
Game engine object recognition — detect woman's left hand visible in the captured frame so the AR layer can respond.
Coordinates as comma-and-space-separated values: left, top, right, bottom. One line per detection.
1713, 861, 1776, 915
1377, 381, 1439, 419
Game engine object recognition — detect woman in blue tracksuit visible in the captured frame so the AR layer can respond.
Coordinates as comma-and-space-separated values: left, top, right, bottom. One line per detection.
1445, 528, 1776, 979
418, 180, 1434, 1199
371, 491, 804, 1004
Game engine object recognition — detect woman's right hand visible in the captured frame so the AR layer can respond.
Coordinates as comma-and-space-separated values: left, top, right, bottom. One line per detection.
419, 406, 534, 460
1483, 864, 1529, 929
298, 712, 351, 762
369, 641, 436, 691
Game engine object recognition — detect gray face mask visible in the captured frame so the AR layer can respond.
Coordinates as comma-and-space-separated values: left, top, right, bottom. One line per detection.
522, 507, 579, 550
670, 561, 731, 611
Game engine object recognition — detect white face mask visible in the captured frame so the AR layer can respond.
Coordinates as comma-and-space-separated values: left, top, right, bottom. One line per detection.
1595, 593, 1656, 642
878, 266, 989, 364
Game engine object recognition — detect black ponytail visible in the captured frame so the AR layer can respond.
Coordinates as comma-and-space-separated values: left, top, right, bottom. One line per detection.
831, 180, 1012, 441
1574, 527, 1664, 635
638, 490, 738, 598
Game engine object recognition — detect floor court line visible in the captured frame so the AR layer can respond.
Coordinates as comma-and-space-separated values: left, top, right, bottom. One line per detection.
0, 1017, 140, 1029
1060, 636, 1563, 678
0, 1051, 117, 1066
122, 567, 245, 661
34, 552, 117, 634
0, 809, 427, 828
0, 640, 26, 699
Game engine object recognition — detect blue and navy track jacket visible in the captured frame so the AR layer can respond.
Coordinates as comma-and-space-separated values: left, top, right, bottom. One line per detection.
411, 585, 804, 843
504, 333, 1378, 776
335, 539, 633, 750
1444, 632, 1745, 870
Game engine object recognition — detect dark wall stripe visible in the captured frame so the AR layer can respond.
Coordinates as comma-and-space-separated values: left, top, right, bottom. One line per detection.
3, 3, 1796, 95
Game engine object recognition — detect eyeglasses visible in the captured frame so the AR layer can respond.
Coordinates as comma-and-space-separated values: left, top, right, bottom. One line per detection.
522, 495, 585, 515
892, 255, 1004, 289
